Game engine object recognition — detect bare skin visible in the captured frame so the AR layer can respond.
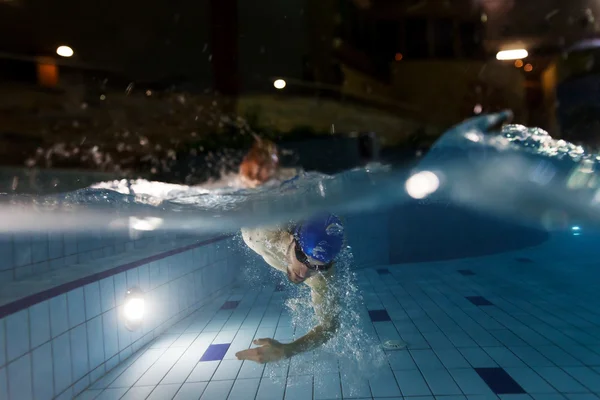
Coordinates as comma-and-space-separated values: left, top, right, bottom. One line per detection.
236, 228, 340, 363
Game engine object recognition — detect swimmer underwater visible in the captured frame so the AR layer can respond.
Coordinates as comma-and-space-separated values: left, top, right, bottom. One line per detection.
235, 213, 345, 363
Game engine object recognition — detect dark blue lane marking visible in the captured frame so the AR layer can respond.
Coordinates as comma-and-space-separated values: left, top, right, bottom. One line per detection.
466, 296, 494, 306
200, 344, 231, 361
221, 301, 240, 310
369, 309, 391, 322
475, 367, 526, 394
458, 269, 475, 276
377, 268, 391, 275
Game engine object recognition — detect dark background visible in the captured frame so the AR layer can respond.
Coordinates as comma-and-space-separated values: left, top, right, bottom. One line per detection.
1, 0, 600, 184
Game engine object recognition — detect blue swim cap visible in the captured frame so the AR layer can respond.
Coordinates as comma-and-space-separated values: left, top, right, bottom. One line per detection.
295, 213, 345, 264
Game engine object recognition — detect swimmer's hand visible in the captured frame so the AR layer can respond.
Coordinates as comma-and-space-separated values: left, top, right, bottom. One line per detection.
235, 338, 287, 364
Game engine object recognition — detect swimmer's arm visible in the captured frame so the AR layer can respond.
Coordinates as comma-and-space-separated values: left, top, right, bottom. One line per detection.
284, 279, 340, 358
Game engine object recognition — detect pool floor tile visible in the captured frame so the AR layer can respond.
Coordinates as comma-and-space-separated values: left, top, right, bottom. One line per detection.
199, 344, 231, 362
221, 301, 240, 310
369, 309, 391, 322
466, 296, 494, 306
77, 250, 600, 400
475, 367, 527, 395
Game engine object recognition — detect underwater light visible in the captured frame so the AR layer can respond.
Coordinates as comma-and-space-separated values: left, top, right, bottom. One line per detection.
123, 287, 145, 331
56, 45, 74, 58
572, 226, 581, 231
274, 79, 286, 89
405, 170, 440, 199
496, 49, 528, 60
129, 216, 163, 231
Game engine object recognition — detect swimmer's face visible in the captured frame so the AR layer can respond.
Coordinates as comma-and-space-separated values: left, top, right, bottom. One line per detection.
286, 241, 320, 284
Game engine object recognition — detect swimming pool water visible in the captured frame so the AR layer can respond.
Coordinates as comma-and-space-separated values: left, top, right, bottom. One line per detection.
1, 113, 600, 399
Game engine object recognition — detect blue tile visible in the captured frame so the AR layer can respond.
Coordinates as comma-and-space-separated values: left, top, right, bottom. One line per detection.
393, 369, 431, 396
256, 378, 285, 400
387, 351, 418, 370
449, 368, 496, 396
377, 268, 391, 275
200, 344, 231, 362
53, 332, 73, 395
212, 360, 243, 380
70, 324, 89, 381
121, 386, 155, 400
503, 367, 556, 394
31, 233, 49, 264
49, 294, 69, 338
411, 349, 444, 369
136, 347, 186, 386
0, 367, 7, 400
84, 282, 102, 320
114, 272, 127, 306
32, 342, 53, 400
369, 310, 391, 322
563, 367, 600, 392
48, 232, 64, 259
285, 375, 313, 400
100, 277, 116, 312
466, 296, 494, 306
200, 380, 234, 400
13, 234, 32, 267
221, 301, 240, 310
228, 378, 260, 400
87, 315, 105, 369
475, 367, 526, 395
369, 367, 400, 398
433, 348, 470, 369
126, 269, 139, 289
147, 383, 181, 399
29, 301, 51, 349
534, 367, 588, 393
0, 235, 13, 271
0, 319, 5, 367
68, 288, 86, 328
8, 353, 33, 400
102, 309, 119, 360
6, 309, 29, 362
420, 368, 462, 395
95, 388, 128, 399
341, 374, 371, 398
138, 264, 150, 292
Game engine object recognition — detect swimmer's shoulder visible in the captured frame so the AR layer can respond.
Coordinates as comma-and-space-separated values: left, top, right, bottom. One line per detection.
241, 224, 292, 249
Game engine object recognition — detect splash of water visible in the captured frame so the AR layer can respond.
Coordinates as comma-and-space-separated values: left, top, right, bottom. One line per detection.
255, 246, 388, 390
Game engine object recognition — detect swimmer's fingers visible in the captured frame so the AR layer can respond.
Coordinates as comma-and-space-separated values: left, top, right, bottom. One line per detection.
235, 348, 258, 361
253, 338, 274, 346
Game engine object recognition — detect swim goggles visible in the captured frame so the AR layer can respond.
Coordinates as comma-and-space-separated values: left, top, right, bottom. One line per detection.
293, 238, 333, 271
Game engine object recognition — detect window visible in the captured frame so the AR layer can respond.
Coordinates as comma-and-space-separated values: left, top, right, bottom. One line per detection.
405, 18, 429, 58
459, 22, 481, 58
434, 18, 455, 58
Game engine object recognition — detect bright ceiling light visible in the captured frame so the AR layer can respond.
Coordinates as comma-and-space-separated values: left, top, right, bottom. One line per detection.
56, 45, 74, 58
496, 49, 528, 60
274, 79, 286, 89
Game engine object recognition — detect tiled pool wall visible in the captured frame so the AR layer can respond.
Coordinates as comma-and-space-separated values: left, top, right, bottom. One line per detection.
0, 229, 180, 284
0, 233, 244, 400
343, 211, 390, 268
0, 209, 393, 400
